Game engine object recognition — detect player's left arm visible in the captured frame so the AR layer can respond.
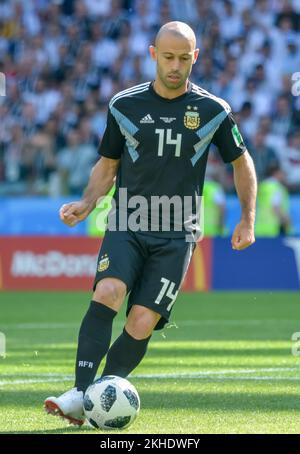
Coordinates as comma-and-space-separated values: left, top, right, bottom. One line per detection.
211, 105, 257, 251
231, 151, 257, 250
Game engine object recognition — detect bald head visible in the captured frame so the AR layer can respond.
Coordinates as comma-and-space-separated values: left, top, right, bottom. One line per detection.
150, 21, 199, 96
155, 21, 196, 49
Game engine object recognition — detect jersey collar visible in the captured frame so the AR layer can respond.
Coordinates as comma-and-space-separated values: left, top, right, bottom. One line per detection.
149, 80, 192, 102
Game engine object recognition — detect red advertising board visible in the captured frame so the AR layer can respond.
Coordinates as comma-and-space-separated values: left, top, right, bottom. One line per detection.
0, 237, 211, 292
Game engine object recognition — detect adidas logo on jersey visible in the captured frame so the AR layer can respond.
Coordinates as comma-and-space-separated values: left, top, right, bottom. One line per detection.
140, 114, 155, 124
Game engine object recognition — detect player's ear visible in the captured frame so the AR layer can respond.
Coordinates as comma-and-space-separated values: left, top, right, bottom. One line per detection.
149, 45, 157, 61
193, 48, 200, 64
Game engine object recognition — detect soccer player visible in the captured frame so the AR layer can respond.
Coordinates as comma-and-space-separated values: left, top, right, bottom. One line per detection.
44, 21, 256, 425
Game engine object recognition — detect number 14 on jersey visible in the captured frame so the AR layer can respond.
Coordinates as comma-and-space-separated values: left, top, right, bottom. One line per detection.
155, 128, 182, 157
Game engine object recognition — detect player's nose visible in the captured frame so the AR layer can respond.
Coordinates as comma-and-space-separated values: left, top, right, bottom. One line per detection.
171, 59, 181, 71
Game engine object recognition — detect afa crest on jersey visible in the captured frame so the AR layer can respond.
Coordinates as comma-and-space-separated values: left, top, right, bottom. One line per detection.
184, 106, 200, 129
98, 254, 110, 272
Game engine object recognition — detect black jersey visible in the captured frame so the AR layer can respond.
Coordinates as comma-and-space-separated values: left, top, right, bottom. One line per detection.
99, 81, 246, 237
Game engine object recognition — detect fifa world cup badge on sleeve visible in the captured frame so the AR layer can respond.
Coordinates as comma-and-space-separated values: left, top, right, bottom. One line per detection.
184, 105, 200, 129
231, 124, 243, 147
98, 254, 110, 272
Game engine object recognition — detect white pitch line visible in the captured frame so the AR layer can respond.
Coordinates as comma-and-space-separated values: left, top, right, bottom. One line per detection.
1, 367, 298, 379
1, 376, 300, 387
0, 373, 73, 377
134, 367, 300, 378
1, 319, 297, 330
0, 378, 72, 386
0, 368, 299, 387
0, 323, 78, 330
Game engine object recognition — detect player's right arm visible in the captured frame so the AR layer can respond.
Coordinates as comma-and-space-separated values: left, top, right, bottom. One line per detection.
60, 157, 120, 227
60, 100, 125, 227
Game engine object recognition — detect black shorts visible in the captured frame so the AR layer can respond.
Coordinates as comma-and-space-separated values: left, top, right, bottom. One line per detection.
93, 230, 195, 330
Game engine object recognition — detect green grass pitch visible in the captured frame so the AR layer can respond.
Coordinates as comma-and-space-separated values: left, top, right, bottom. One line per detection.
1, 291, 300, 434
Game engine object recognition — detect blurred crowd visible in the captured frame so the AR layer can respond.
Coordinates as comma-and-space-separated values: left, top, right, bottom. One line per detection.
1, 0, 300, 198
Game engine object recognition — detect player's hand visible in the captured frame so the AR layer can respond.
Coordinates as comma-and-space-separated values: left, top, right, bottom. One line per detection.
59, 201, 92, 227
231, 220, 255, 251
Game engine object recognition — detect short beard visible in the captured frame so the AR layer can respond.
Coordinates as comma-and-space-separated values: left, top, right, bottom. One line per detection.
163, 77, 185, 89
157, 64, 190, 90
158, 71, 185, 90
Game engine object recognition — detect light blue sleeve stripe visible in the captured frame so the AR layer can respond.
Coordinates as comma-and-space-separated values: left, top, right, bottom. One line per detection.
191, 110, 228, 167
195, 110, 228, 139
110, 106, 139, 136
110, 106, 140, 162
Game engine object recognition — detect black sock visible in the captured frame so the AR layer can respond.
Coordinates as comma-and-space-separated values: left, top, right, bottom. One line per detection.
75, 301, 117, 393
101, 328, 151, 378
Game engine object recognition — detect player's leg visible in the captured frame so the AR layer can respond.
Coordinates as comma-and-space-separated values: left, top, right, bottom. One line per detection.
74, 277, 126, 394
44, 277, 125, 425
101, 235, 195, 378
101, 305, 160, 377
44, 230, 145, 425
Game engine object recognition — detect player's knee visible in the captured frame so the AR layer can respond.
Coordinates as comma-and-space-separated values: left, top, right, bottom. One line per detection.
125, 306, 160, 339
93, 278, 126, 311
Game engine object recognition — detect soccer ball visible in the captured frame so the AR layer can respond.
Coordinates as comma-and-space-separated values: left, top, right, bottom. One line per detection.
83, 375, 140, 430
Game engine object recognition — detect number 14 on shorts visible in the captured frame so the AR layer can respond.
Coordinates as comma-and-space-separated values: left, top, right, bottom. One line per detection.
155, 277, 179, 312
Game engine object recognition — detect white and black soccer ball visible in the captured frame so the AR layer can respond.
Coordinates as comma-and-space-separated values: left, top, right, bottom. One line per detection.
83, 375, 140, 430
